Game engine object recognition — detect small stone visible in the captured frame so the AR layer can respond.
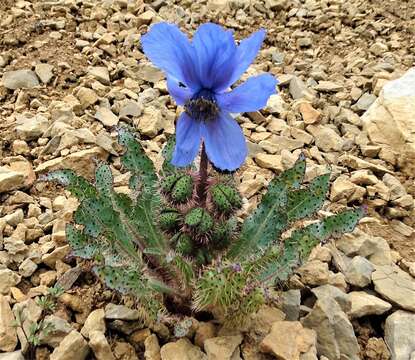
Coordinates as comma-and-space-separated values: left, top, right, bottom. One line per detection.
307, 125, 343, 152
385, 310, 415, 360
39, 315, 72, 348
50, 331, 89, 360
81, 309, 106, 338
299, 102, 321, 124
95, 107, 119, 127
76, 87, 99, 109
312, 285, 351, 313
194, 322, 216, 349
250, 305, 286, 336
2, 69, 39, 89
89, 331, 115, 360
260, 321, 317, 360
104, 304, 140, 321
353, 93, 377, 112
0, 167, 25, 193
382, 173, 406, 200
0, 351, 24, 360
348, 291, 392, 318
265, 94, 287, 114
130, 328, 151, 345
279, 290, 301, 321
364, 338, 390, 360
204, 335, 242, 360
144, 334, 161, 360
314, 81, 343, 92
15, 114, 48, 140
0, 269, 21, 295
113, 342, 138, 360
88, 67, 110, 85
18, 258, 38, 277
372, 264, 415, 311
0, 295, 17, 352
35, 63, 54, 84
160, 338, 207, 360
344, 256, 374, 288
297, 260, 330, 286
289, 76, 313, 100
12, 140, 30, 155
42, 245, 70, 268
254, 153, 283, 171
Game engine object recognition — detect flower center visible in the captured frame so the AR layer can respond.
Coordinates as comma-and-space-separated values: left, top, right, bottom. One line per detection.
185, 89, 219, 122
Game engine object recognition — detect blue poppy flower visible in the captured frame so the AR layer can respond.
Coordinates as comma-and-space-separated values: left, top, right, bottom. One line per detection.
141, 22, 278, 171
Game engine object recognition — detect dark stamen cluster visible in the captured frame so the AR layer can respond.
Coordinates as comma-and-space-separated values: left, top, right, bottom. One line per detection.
185, 89, 219, 122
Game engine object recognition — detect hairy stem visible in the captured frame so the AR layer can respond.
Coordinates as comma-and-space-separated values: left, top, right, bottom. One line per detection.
197, 142, 209, 207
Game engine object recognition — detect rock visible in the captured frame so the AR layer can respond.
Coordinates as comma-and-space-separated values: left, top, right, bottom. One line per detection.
144, 334, 161, 360
254, 153, 283, 171
265, 94, 287, 114
119, 100, 143, 119
297, 260, 330, 286
307, 125, 343, 152
0, 269, 21, 295
42, 245, 70, 268
301, 296, 360, 360
136, 63, 164, 83
353, 93, 377, 112
299, 102, 321, 124
0, 167, 24, 193
50, 331, 89, 360
250, 305, 285, 337
35, 147, 108, 179
18, 258, 38, 277
194, 322, 216, 349
260, 321, 317, 360
204, 335, 242, 360
81, 309, 106, 338
279, 289, 301, 321
105, 304, 140, 321
372, 264, 415, 311
160, 338, 207, 360
311, 285, 351, 313
35, 63, 54, 84
314, 81, 343, 92
344, 256, 374, 287
0, 295, 17, 352
348, 291, 391, 318
88, 67, 110, 85
289, 76, 313, 100
385, 310, 415, 360
2, 69, 39, 89
330, 176, 365, 203
95, 107, 119, 127
39, 315, 72, 348
15, 114, 48, 140
338, 154, 392, 174
0, 351, 24, 360
89, 331, 115, 360
135, 106, 174, 138
76, 87, 99, 109
382, 173, 406, 200
361, 67, 415, 176
364, 338, 390, 360
113, 341, 139, 360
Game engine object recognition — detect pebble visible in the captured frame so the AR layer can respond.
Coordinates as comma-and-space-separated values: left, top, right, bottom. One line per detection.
50, 331, 89, 360
35, 63, 54, 84
2, 69, 39, 89
348, 291, 392, 318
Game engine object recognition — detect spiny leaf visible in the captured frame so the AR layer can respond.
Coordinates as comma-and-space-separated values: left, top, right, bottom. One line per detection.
65, 224, 98, 259
162, 135, 177, 175
286, 173, 330, 221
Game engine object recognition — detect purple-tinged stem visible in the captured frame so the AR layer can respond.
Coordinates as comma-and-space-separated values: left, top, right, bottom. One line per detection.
197, 142, 209, 207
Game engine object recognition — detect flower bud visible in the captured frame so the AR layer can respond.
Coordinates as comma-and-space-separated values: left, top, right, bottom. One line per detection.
176, 233, 193, 255
159, 208, 180, 231
161, 174, 193, 203
210, 183, 242, 213
211, 219, 235, 249
184, 207, 213, 233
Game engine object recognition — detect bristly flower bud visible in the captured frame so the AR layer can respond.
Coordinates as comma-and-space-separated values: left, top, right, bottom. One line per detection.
211, 219, 235, 249
161, 174, 194, 203
159, 208, 181, 231
176, 233, 193, 255
210, 183, 242, 213
184, 207, 213, 234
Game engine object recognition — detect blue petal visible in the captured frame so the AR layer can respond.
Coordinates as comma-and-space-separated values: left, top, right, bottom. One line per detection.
167, 76, 193, 106
201, 113, 247, 171
214, 29, 266, 92
171, 112, 201, 167
141, 23, 200, 90
192, 23, 237, 89
216, 74, 277, 113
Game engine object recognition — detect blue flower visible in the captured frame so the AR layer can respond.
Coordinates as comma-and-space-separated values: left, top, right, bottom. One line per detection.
141, 22, 278, 171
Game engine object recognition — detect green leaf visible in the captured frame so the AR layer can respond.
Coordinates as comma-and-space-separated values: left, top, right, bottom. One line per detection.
118, 126, 157, 190
162, 135, 177, 175
227, 155, 306, 260
286, 173, 330, 221
65, 224, 98, 259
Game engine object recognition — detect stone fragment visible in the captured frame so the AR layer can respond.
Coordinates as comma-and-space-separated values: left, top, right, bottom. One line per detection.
105, 304, 140, 321
314, 81, 343, 92
348, 291, 391, 318
279, 289, 301, 321
250, 305, 285, 336
311, 285, 351, 313
204, 335, 242, 360
95, 107, 119, 127
88, 67, 110, 85
15, 114, 48, 140
76, 87, 99, 109
42, 245, 70, 268
50, 331, 89, 360
0, 351, 24, 360
382, 173, 406, 200
2, 69, 39, 89
254, 153, 283, 171
194, 322, 216, 349
297, 260, 330, 286
160, 338, 207, 360
353, 93, 377, 112
260, 321, 317, 360
372, 264, 415, 311
35, 63, 54, 84
39, 315, 72, 348
301, 296, 360, 360
0, 269, 21, 295
364, 338, 390, 360
265, 94, 287, 114
289, 76, 312, 100
18, 258, 38, 277
0, 167, 24, 193
385, 310, 415, 360
344, 256, 374, 287
307, 125, 343, 152
113, 341, 139, 360
338, 154, 392, 174
299, 102, 321, 124
89, 330, 115, 360
0, 295, 17, 352
144, 334, 161, 360
81, 309, 106, 338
